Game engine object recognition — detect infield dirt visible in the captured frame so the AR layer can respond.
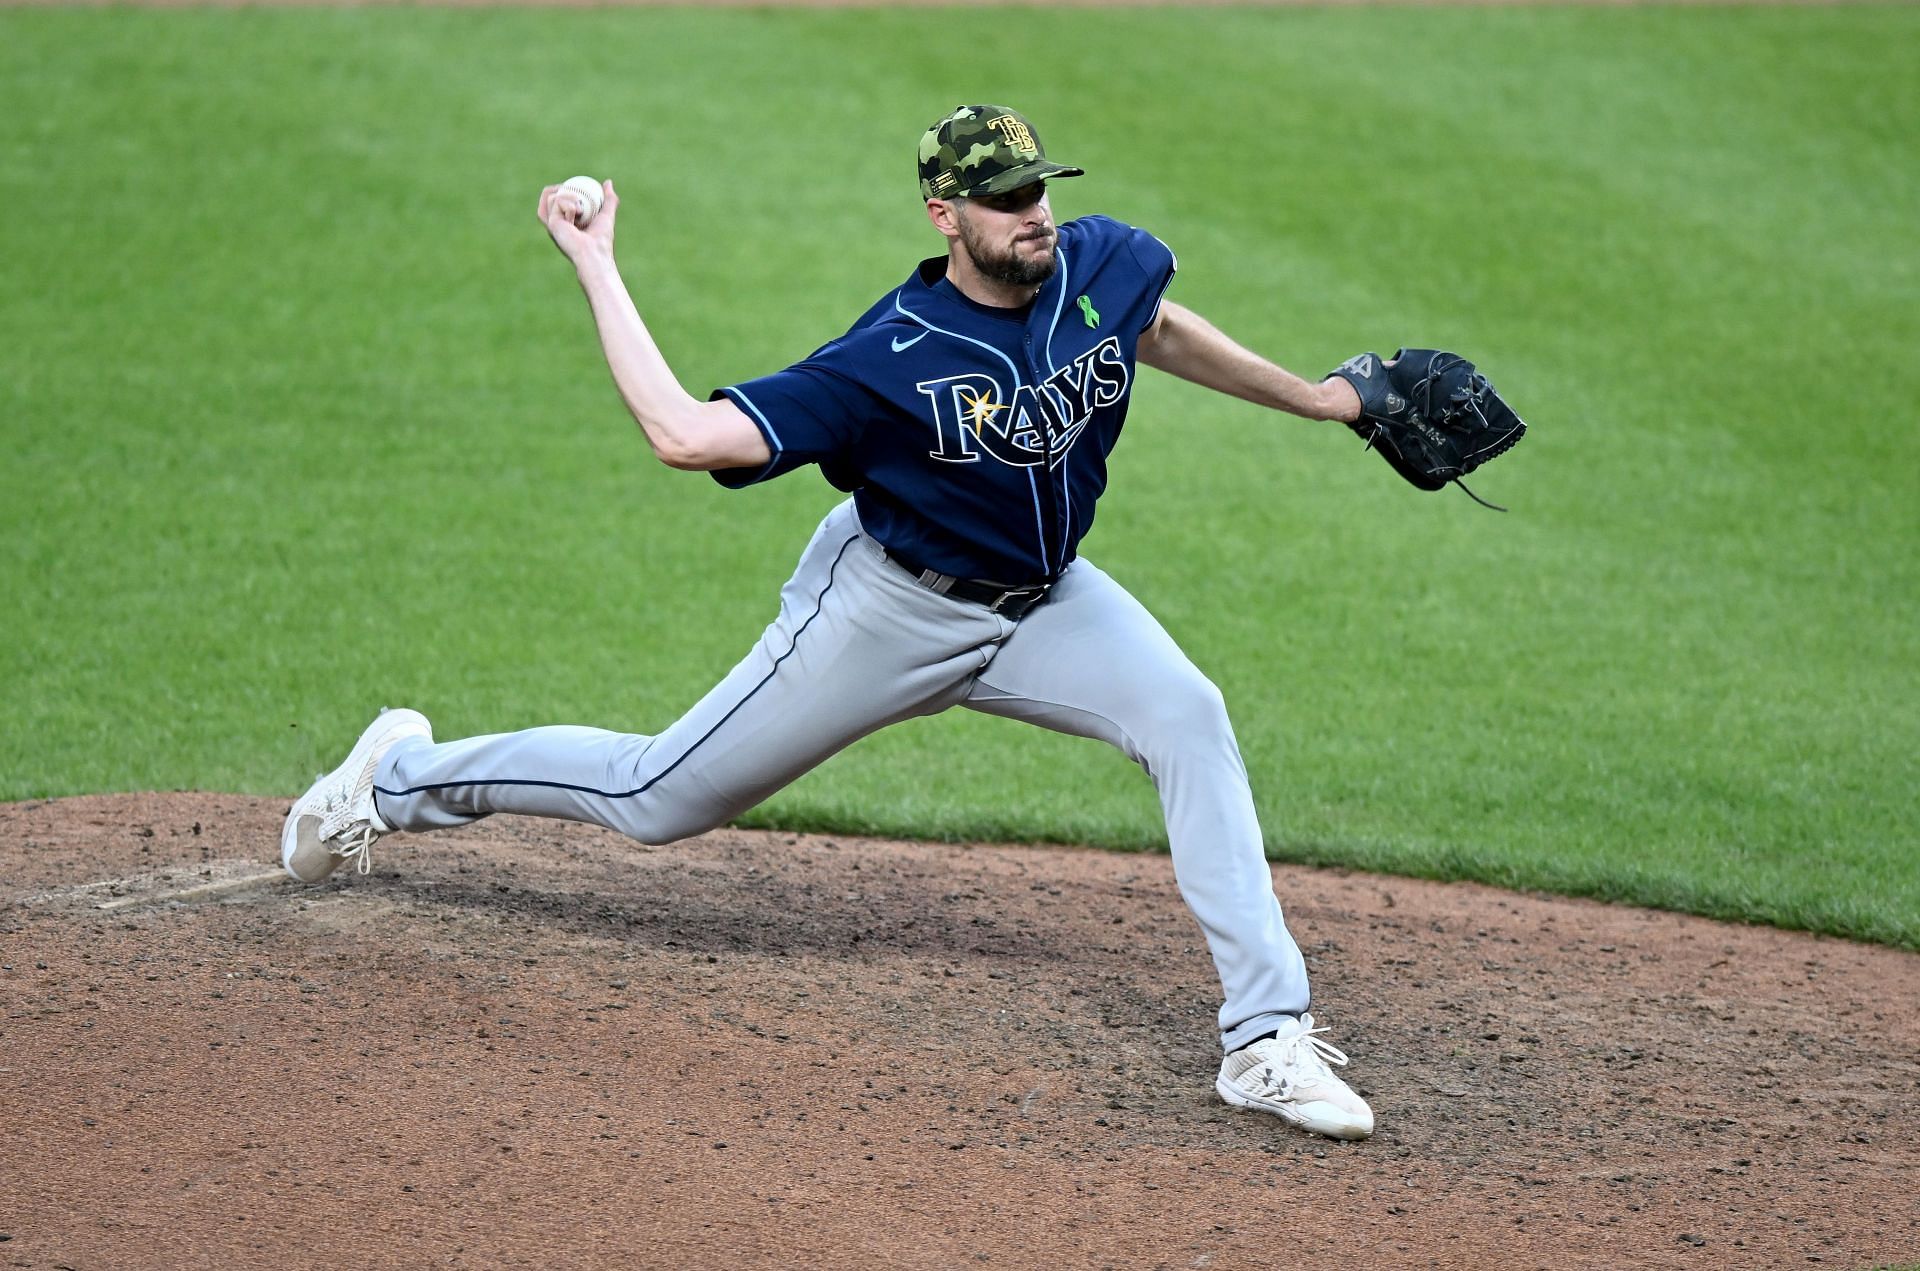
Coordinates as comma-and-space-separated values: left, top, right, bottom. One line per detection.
3, 793, 1916, 1268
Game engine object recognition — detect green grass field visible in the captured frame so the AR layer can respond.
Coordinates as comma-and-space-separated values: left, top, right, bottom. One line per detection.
3, 6, 1915, 947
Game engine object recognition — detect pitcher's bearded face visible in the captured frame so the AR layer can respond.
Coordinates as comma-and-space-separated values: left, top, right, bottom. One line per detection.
954, 183, 1057, 287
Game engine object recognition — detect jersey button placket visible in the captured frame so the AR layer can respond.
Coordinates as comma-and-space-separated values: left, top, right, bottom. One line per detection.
1024, 329, 1064, 579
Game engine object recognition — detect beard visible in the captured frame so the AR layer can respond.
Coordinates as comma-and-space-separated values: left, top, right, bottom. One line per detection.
957, 215, 1058, 287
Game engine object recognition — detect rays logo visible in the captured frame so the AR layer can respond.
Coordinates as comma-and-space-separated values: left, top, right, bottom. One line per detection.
916, 337, 1129, 468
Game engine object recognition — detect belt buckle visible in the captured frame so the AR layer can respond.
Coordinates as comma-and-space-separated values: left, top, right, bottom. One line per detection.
989, 584, 1047, 617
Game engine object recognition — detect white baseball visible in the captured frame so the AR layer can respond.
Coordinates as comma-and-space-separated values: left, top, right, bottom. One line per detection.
558, 175, 605, 227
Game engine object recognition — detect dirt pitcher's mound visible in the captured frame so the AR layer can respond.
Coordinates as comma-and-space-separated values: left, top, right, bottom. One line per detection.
2, 795, 1916, 1269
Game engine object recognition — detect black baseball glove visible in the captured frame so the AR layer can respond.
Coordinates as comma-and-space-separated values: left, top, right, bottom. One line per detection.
1327, 349, 1527, 510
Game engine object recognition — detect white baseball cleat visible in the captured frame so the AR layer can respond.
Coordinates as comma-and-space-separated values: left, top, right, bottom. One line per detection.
1216, 1013, 1375, 1141
280, 707, 432, 883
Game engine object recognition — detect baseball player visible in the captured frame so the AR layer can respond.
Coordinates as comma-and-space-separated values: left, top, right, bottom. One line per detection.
283, 106, 1375, 1141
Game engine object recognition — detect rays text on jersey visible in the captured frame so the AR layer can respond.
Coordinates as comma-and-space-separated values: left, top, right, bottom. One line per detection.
915, 337, 1129, 468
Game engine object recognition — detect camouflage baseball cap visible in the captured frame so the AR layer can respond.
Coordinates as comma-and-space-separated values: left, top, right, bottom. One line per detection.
918, 105, 1085, 201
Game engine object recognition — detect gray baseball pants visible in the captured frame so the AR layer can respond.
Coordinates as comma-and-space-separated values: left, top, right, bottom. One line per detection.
373, 499, 1309, 1050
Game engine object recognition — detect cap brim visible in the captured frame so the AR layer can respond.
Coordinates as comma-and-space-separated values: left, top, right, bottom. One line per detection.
961, 160, 1084, 198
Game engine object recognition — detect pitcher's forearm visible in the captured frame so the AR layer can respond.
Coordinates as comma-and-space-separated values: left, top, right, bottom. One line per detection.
1142, 302, 1360, 422
573, 251, 715, 467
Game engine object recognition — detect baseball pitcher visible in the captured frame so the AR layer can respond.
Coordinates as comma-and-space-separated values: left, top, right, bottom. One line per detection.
281, 105, 1458, 1141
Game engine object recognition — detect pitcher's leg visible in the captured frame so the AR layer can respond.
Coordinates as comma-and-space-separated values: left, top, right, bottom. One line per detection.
375, 504, 1003, 845
961, 559, 1308, 1051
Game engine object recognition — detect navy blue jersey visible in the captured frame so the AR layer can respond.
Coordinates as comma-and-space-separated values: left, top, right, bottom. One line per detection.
711, 214, 1176, 583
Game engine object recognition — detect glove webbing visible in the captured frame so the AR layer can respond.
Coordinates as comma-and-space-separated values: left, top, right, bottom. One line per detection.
1408, 358, 1517, 512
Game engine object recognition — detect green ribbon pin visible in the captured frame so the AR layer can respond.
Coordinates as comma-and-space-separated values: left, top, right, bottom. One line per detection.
1076, 294, 1100, 329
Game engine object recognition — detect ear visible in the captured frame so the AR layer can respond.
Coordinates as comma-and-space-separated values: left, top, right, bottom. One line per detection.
926, 198, 963, 243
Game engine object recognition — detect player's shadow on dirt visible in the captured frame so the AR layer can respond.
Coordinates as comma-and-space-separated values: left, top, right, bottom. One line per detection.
367, 870, 1069, 964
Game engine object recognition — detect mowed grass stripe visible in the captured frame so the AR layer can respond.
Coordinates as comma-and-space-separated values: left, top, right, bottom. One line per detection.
1, 7, 1915, 947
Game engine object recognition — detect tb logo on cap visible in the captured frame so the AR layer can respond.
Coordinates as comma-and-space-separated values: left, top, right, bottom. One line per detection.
986, 114, 1038, 157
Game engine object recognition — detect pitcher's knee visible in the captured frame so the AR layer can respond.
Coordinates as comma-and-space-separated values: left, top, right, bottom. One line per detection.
587, 745, 730, 845
1138, 675, 1236, 750
602, 799, 727, 847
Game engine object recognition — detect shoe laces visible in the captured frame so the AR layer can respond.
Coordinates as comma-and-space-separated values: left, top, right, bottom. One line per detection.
1249, 1020, 1350, 1098
313, 783, 379, 875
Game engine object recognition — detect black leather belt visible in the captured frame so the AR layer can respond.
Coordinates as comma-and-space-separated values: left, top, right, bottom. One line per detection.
883, 549, 1054, 620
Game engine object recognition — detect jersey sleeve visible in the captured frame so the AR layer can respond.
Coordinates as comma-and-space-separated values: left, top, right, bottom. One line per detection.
1122, 225, 1178, 332
707, 340, 871, 488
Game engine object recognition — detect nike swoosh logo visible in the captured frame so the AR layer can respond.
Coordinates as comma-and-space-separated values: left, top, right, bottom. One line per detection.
891, 332, 928, 353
